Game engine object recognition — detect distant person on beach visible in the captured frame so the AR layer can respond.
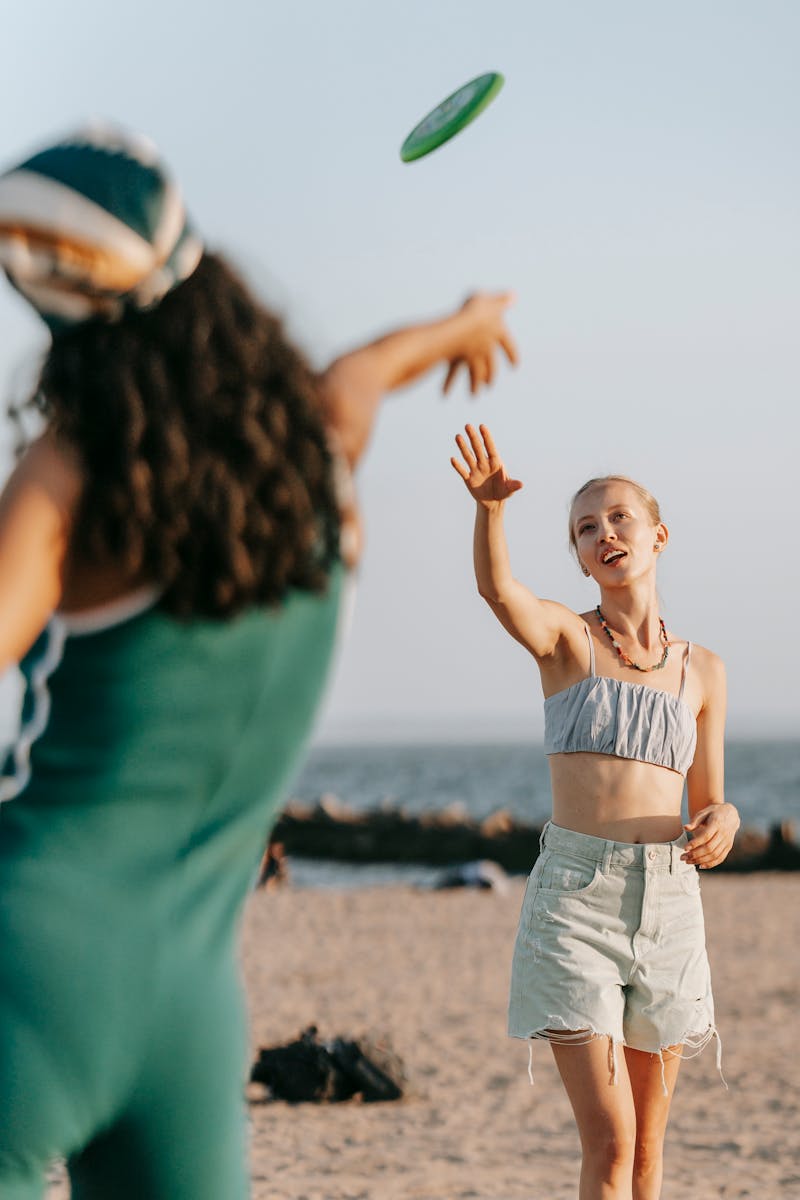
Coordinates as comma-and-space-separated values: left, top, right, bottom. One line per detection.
0, 125, 516, 1200
452, 423, 739, 1200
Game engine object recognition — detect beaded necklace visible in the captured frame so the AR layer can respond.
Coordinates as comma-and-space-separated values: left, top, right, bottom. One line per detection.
595, 606, 670, 672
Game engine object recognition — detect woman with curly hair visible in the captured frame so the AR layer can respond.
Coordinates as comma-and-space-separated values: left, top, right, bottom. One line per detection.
0, 126, 517, 1200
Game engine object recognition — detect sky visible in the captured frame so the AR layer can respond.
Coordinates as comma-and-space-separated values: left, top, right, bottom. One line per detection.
0, 1, 797, 744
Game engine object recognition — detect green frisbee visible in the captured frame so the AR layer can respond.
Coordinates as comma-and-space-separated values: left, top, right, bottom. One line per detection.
400, 72, 505, 163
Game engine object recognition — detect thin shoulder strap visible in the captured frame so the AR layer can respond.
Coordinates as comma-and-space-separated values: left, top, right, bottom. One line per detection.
678, 641, 692, 700
584, 623, 596, 677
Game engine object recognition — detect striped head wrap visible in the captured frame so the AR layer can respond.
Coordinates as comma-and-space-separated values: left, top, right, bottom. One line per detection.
0, 124, 203, 331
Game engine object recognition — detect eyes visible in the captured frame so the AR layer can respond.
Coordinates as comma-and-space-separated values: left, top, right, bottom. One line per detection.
577, 511, 630, 536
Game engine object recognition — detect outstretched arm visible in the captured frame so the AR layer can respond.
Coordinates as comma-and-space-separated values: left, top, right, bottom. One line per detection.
450, 423, 581, 662
320, 293, 517, 467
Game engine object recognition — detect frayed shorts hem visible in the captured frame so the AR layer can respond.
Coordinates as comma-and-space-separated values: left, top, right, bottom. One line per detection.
511, 1023, 726, 1095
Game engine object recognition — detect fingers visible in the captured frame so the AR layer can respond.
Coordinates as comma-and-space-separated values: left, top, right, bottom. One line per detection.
443, 359, 463, 395
479, 424, 500, 466
454, 431, 477, 472
488, 291, 518, 371
464, 423, 488, 464
475, 348, 507, 391
451, 423, 521, 500
682, 825, 713, 855
687, 836, 729, 868
444, 289, 519, 394
684, 832, 719, 861
453, 424, 492, 473
500, 329, 519, 367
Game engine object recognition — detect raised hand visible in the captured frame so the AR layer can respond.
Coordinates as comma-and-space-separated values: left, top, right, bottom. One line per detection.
442, 293, 518, 396
450, 423, 523, 507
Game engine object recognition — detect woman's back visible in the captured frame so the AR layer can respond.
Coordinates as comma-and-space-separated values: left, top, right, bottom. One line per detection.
4, 568, 343, 853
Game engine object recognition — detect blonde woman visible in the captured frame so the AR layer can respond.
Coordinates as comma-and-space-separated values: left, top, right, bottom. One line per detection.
451, 423, 739, 1200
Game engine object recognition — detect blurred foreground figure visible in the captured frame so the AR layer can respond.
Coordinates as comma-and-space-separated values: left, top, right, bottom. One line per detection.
0, 125, 516, 1199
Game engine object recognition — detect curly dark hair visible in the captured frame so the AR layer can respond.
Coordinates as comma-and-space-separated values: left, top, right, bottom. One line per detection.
15, 252, 341, 618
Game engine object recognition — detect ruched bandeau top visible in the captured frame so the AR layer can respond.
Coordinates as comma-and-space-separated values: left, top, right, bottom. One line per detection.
543, 625, 697, 776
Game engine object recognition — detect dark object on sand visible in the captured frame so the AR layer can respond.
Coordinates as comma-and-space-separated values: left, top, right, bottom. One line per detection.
433, 859, 511, 893
250, 1026, 404, 1103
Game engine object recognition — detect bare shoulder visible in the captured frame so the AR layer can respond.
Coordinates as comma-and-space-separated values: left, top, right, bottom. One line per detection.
544, 599, 591, 645
549, 598, 588, 627
690, 642, 726, 678
688, 641, 727, 709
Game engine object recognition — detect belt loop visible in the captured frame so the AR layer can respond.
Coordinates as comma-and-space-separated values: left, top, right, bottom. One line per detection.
602, 840, 614, 873
670, 842, 679, 874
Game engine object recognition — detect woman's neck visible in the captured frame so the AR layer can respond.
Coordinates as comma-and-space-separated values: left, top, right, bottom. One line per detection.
596, 584, 663, 648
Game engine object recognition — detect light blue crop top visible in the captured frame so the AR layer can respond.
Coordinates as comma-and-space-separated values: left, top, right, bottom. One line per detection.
543, 625, 697, 776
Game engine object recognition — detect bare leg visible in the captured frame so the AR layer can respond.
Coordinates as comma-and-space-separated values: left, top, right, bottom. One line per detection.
625, 1044, 682, 1200
551, 1037, 636, 1200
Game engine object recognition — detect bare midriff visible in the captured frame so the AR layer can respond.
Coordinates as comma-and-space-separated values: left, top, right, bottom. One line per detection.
549, 752, 685, 844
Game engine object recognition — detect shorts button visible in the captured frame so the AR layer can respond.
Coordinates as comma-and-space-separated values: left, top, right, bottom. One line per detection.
647, 850, 656, 861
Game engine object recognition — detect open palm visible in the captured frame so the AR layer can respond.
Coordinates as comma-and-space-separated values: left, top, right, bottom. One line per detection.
451, 424, 523, 505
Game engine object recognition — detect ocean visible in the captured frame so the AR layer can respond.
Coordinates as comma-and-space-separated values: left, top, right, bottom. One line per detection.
286, 738, 800, 888
2, 655, 796, 890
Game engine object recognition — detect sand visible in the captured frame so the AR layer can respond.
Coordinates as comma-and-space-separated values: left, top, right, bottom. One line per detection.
47, 874, 800, 1199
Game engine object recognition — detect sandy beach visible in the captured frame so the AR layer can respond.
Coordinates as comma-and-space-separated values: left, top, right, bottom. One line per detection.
48, 873, 799, 1199
244, 872, 799, 1200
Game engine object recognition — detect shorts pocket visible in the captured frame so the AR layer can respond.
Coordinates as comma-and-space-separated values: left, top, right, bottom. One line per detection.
537, 851, 603, 897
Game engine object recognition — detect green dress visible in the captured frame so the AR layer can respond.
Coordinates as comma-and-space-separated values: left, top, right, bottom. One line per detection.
0, 569, 343, 1200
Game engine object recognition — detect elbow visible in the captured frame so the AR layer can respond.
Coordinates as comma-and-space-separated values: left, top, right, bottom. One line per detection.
477, 582, 505, 606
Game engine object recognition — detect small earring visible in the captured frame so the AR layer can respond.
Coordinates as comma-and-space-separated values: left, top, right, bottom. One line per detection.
582, 566, 590, 577
653, 544, 660, 551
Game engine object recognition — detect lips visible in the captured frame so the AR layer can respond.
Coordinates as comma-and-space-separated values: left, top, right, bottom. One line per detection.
600, 549, 626, 565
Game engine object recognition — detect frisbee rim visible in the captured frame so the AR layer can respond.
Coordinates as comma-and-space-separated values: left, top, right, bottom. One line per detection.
399, 71, 505, 163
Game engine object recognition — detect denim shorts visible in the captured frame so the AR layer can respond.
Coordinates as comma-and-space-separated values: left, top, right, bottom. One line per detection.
508, 821, 722, 1086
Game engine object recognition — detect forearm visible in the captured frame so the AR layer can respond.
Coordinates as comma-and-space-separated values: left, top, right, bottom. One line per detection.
320, 308, 473, 467
473, 504, 515, 601
336, 307, 475, 394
